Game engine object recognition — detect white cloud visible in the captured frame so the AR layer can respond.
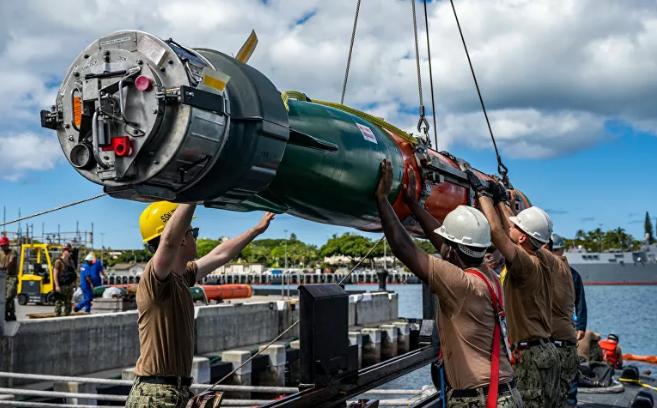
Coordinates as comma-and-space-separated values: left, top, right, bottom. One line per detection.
438, 109, 606, 158
0, 132, 62, 180
0, 0, 655, 174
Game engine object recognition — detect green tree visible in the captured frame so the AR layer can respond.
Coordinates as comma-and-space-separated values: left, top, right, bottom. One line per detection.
414, 239, 438, 254
564, 227, 641, 252
196, 238, 220, 258
319, 233, 378, 265
240, 242, 272, 264
270, 240, 318, 267
238, 237, 319, 267
603, 227, 629, 250
645, 212, 655, 244
105, 246, 151, 267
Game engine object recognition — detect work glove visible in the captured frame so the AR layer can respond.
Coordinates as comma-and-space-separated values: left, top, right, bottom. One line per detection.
488, 181, 509, 204
465, 169, 490, 197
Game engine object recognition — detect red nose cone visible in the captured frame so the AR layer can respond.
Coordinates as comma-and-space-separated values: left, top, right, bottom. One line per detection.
135, 75, 152, 92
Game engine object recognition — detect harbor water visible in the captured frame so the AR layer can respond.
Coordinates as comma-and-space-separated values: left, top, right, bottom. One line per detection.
343, 284, 657, 390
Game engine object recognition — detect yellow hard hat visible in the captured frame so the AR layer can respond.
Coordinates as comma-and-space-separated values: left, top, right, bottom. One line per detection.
139, 201, 179, 243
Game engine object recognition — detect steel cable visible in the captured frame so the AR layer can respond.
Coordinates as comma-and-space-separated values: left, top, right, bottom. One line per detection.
203, 236, 384, 393
449, 0, 509, 181
411, 0, 430, 138
340, 0, 362, 104
411, 0, 424, 108
338, 236, 384, 285
0, 193, 107, 227
423, 0, 439, 149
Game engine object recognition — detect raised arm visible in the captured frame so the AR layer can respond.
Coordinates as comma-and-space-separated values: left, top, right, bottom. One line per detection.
375, 160, 431, 282
195, 212, 275, 279
152, 203, 196, 280
496, 200, 514, 232
478, 195, 517, 263
466, 170, 519, 264
403, 169, 444, 251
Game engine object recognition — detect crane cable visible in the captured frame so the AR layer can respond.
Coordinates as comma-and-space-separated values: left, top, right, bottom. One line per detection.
0, 193, 107, 228
423, 0, 439, 150
449, 0, 509, 184
340, 0, 362, 105
411, 0, 430, 141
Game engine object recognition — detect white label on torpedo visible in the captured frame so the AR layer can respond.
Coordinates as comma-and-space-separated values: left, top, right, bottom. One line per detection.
356, 123, 378, 144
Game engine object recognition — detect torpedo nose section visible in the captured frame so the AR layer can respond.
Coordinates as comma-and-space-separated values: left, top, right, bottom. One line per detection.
42, 30, 289, 203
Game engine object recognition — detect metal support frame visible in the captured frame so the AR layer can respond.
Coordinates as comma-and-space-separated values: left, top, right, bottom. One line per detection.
260, 345, 438, 407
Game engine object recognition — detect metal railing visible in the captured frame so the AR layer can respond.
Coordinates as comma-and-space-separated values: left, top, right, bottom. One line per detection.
0, 371, 435, 407
0, 387, 270, 406
0, 371, 297, 393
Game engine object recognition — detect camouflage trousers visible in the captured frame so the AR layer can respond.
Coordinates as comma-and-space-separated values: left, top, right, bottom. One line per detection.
5, 276, 17, 320
125, 378, 193, 408
554, 343, 578, 408
54, 285, 74, 316
514, 342, 560, 408
448, 386, 524, 407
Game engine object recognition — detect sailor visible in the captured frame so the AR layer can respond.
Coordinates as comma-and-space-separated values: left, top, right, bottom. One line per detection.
376, 161, 522, 408
549, 234, 587, 340
598, 334, 623, 369
74, 253, 97, 313
484, 247, 505, 276
85, 252, 105, 287
550, 233, 585, 407
539, 233, 577, 407
577, 331, 603, 363
53, 245, 77, 317
473, 174, 560, 408
125, 202, 274, 408
0, 236, 18, 321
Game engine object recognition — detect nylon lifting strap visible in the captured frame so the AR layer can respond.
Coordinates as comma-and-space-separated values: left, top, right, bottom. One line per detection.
464, 268, 506, 408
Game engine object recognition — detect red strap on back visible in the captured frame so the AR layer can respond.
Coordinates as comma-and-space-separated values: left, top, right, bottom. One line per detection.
464, 268, 503, 408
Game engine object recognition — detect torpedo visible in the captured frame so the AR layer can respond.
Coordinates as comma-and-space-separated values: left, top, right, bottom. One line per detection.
40, 30, 530, 235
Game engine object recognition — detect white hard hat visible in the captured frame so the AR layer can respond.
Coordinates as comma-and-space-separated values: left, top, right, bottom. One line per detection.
509, 206, 553, 244
435, 206, 491, 257
84, 252, 95, 262
551, 233, 565, 250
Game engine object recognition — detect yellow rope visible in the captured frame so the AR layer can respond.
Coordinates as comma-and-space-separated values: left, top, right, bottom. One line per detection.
281, 90, 417, 144
619, 377, 657, 392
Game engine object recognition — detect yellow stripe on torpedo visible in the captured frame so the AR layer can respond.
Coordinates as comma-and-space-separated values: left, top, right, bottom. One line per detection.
202, 71, 231, 92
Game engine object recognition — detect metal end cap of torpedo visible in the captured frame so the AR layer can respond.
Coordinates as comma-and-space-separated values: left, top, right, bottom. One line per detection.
43, 30, 289, 205
44, 30, 227, 196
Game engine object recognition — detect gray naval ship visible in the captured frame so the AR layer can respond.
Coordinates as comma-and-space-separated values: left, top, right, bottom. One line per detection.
565, 244, 657, 285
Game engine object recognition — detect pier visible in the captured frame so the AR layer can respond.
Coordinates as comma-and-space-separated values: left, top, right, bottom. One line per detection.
0, 287, 441, 406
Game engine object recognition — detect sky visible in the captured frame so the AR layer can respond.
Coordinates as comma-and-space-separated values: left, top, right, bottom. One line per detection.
1, 0, 656, 249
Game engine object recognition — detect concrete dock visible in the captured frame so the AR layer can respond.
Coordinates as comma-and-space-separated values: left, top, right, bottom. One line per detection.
0, 290, 404, 391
